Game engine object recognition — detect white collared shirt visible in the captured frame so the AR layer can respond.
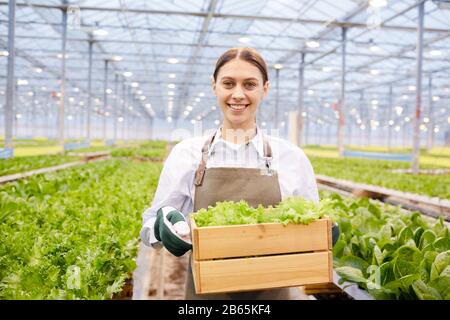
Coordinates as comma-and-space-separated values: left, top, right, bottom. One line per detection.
140, 128, 319, 246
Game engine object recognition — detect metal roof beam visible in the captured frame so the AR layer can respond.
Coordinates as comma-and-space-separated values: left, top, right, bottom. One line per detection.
1, 1, 449, 33
6, 34, 450, 63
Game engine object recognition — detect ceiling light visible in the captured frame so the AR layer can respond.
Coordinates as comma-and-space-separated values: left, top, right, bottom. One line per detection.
111, 55, 123, 61
322, 67, 332, 72
123, 71, 133, 77
394, 106, 403, 115
238, 37, 251, 44
211, 106, 217, 110
408, 85, 416, 91
93, 28, 108, 37
369, 45, 380, 52
306, 40, 320, 48
186, 106, 193, 111
273, 63, 283, 70
429, 50, 442, 56
17, 79, 28, 86
0, 50, 9, 57
35, 67, 43, 73
168, 84, 176, 89
131, 82, 139, 87
184, 111, 190, 116
168, 91, 175, 96
370, 69, 379, 75
369, 0, 387, 8
432, 96, 440, 101
307, 90, 314, 95
57, 53, 69, 59
169, 73, 176, 79
168, 58, 179, 64
198, 92, 205, 97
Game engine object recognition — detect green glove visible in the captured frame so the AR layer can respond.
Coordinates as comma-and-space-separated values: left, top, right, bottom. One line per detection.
332, 222, 340, 247
154, 206, 192, 257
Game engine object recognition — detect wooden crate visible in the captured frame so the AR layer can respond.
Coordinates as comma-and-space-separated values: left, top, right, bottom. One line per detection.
190, 217, 333, 294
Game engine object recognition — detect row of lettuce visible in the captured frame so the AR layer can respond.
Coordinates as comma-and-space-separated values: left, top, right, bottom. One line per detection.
0, 159, 163, 299
0, 140, 168, 177
308, 155, 449, 200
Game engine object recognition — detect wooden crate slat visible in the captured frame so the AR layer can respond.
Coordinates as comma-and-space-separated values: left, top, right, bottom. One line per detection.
191, 217, 330, 260
193, 251, 331, 294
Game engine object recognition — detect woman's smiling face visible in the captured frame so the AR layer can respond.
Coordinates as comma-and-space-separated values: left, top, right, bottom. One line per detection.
213, 59, 269, 130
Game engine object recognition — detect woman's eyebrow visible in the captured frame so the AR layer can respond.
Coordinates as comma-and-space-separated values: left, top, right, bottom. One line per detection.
220, 76, 259, 81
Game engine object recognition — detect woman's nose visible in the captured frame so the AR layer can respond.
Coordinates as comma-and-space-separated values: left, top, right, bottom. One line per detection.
231, 85, 245, 99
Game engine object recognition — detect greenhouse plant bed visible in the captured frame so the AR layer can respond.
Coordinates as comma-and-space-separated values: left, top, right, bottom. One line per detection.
112, 277, 133, 300
190, 217, 333, 294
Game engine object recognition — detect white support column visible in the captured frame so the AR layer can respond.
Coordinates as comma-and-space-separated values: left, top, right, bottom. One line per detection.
59, 6, 67, 147
288, 111, 299, 146
426, 73, 433, 151
412, 1, 424, 173
297, 52, 305, 146
338, 27, 347, 157
4, 0, 16, 149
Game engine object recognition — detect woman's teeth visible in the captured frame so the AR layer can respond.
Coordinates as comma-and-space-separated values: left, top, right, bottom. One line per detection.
228, 104, 248, 111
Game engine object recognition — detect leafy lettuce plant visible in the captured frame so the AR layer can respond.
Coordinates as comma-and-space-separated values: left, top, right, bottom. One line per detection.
192, 197, 331, 227
324, 191, 449, 300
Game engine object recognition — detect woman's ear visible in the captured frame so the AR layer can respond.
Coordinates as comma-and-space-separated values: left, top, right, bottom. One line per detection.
211, 76, 216, 92
263, 81, 270, 98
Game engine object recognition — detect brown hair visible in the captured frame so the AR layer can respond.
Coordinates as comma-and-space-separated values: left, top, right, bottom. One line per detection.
213, 47, 269, 84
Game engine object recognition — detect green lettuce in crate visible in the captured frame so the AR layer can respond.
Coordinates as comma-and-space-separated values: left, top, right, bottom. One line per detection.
192, 197, 331, 227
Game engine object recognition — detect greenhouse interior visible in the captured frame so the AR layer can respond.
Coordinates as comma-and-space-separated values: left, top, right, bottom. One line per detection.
0, 0, 449, 302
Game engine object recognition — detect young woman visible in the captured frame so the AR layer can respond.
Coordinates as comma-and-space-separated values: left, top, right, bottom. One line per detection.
140, 47, 325, 300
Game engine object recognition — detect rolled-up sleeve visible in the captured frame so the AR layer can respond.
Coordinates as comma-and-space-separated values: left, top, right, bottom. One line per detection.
139, 141, 196, 247
294, 148, 319, 203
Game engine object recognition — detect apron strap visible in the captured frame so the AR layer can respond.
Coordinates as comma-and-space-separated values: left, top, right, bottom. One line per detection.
194, 134, 216, 186
194, 129, 273, 186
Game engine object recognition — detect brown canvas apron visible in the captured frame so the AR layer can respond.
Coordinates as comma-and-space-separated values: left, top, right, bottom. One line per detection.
184, 132, 301, 300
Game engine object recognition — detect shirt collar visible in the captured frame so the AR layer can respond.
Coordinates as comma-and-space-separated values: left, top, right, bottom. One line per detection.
208, 126, 265, 158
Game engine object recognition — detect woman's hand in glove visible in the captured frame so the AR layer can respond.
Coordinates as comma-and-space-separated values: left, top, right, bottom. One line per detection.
154, 206, 192, 257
